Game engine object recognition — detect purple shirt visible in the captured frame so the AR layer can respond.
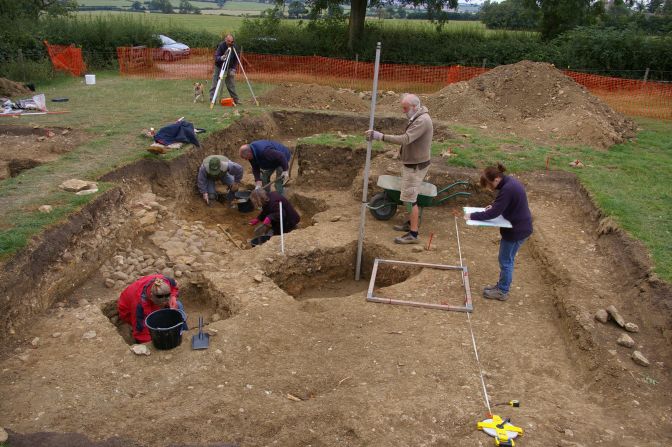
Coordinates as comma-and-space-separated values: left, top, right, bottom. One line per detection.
470, 175, 533, 241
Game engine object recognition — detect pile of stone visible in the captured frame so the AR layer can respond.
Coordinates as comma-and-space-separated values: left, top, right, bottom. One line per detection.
595, 305, 649, 367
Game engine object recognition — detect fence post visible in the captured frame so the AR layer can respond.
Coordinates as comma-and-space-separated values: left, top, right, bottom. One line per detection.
354, 53, 359, 90
482, 58, 486, 69
17, 49, 26, 82
643, 67, 650, 83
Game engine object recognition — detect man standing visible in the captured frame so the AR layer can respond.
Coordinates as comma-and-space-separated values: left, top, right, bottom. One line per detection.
366, 93, 433, 245
239, 140, 291, 195
197, 155, 243, 205
209, 33, 240, 105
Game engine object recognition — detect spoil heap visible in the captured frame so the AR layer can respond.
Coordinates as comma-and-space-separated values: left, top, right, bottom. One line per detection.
424, 61, 637, 148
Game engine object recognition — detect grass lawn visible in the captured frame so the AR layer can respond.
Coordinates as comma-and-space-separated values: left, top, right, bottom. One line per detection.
0, 73, 273, 259
77, 11, 250, 34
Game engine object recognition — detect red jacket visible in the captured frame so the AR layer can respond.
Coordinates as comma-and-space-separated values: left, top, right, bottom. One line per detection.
117, 274, 179, 343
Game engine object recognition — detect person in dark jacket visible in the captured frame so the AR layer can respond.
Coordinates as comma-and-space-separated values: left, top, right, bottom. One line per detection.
209, 34, 240, 104
239, 140, 291, 194
197, 155, 244, 205
248, 188, 300, 236
464, 163, 533, 301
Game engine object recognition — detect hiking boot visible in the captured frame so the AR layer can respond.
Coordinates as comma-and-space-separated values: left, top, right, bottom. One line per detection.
483, 288, 509, 301
393, 221, 411, 232
395, 232, 420, 244
483, 284, 499, 293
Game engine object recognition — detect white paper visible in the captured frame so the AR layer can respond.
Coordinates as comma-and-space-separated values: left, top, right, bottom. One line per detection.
464, 207, 512, 228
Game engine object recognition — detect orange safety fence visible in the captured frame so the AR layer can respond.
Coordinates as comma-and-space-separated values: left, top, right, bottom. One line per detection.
117, 47, 672, 120
44, 41, 86, 77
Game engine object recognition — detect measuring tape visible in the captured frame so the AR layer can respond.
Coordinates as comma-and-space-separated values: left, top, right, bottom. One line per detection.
478, 414, 524, 446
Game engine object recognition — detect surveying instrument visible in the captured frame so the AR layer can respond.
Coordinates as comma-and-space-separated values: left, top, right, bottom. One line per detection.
210, 45, 259, 109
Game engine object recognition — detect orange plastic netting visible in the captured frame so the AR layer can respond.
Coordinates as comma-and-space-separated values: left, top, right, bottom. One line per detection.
117, 47, 671, 120
44, 41, 86, 77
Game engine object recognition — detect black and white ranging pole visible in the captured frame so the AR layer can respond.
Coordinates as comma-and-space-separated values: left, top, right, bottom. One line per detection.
355, 42, 382, 281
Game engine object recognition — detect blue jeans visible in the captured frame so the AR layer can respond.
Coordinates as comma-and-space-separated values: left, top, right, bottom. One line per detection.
497, 238, 527, 293
206, 173, 234, 200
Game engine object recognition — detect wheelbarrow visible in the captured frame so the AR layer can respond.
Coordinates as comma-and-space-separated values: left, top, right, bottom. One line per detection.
367, 175, 471, 221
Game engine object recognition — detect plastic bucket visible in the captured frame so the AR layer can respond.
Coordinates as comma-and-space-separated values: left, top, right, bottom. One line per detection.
145, 308, 184, 350
250, 235, 271, 247
84, 74, 96, 85
220, 97, 234, 107
235, 190, 254, 213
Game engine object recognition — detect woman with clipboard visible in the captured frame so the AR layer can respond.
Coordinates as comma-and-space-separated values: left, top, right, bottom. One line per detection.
464, 163, 533, 301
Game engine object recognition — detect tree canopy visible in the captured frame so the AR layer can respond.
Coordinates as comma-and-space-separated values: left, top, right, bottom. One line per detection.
0, 0, 77, 20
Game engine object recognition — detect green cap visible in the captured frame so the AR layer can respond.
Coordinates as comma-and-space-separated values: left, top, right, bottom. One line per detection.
207, 157, 222, 176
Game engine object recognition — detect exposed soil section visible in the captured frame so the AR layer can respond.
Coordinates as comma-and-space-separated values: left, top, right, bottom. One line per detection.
422, 60, 637, 149
0, 111, 670, 447
0, 125, 90, 179
296, 143, 371, 190
260, 83, 369, 113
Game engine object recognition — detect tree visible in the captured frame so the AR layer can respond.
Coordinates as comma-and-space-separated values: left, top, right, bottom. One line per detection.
525, 0, 605, 39
396, 6, 407, 18
216, 0, 227, 7
0, 0, 77, 20
481, 0, 541, 30
131, 1, 145, 11
148, 0, 175, 13
288, 0, 308, 18
179, 0, 198, 13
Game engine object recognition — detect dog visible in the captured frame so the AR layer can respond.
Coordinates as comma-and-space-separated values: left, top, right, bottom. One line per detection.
193, 82, 205, 103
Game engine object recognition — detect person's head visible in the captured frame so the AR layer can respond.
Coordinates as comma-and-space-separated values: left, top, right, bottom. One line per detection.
149, 278, 172, 307
400, 93, 421, 119
225, 34, 234, 46
250, 188, 269, 209
206, 157, 222, 176
239, 144, 252, 160
480, 163, 506, 191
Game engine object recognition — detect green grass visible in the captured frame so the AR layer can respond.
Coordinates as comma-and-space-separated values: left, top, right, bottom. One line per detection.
77, 11, 249, 34
0, 72, 272, 259
439, 120, 672, 281
299, 133, 385, 151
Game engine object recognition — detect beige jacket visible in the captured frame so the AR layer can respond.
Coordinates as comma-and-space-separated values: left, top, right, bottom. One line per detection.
382, 106, 433, 165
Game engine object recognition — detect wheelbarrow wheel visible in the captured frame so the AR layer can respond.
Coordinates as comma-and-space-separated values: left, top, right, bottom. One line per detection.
369, 192, 397, 221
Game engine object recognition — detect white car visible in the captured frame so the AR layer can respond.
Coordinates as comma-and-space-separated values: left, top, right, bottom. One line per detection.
155, 34, 190, 61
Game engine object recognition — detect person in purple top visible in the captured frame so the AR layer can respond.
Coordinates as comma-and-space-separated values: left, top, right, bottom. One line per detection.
464, 163, 533, 301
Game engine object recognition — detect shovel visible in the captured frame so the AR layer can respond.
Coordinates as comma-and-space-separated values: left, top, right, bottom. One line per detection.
191, 316, 209, 350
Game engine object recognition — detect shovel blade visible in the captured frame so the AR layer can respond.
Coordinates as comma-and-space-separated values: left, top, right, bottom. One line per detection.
191, 332, 210, 350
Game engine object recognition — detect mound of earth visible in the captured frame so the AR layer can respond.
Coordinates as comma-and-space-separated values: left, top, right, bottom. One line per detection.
424, 60, 637, 149
0, 78, 31, 97
260, 83, 368, 112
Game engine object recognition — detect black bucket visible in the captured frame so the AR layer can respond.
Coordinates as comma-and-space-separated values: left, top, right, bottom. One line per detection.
235, 190, 254, 213
145, 308, 185, 350
250, 235, 271, 247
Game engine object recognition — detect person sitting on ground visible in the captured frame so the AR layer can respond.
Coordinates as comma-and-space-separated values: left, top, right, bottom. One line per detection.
209, 33, 241, 105
365, 93, 433, 245
239, 140, 291, 195
197, 154, 243, 205
248, 188, 300, 237
117, 274, 187, 344
464, 163, 533, 302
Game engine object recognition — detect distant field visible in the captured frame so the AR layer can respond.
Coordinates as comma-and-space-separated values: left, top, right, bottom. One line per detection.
76, 0, 268, 8
77, 11, 248, 34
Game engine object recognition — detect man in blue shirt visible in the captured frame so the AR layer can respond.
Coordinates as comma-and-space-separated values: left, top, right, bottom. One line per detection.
239, 140, 291, 195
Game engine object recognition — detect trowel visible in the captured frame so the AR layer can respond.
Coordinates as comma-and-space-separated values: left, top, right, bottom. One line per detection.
191, 316, 209, 350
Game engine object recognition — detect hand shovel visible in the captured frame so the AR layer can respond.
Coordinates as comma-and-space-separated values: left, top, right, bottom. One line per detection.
191, 316, 209, 350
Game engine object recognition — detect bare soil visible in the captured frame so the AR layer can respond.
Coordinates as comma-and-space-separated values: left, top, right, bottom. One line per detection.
0, 121, 670, 446
421, 61, 637, 149
259, 83, 369, 113
0, 77, 31, 97
0, 125, 89, 179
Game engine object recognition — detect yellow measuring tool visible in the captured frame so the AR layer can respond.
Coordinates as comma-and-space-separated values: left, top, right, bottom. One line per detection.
477, 414, 524, 446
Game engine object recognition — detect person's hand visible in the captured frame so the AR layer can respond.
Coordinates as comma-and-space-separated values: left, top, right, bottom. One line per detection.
230, 183, 239, 192
255, 181, 262, 190
365, 130, 383, 141
219, 55, 227, 62
263, 217, 271, 226
280, 171, 289, 184
463, 213, 471, 221
202, 192, 209, 204
249, 218, 260, 226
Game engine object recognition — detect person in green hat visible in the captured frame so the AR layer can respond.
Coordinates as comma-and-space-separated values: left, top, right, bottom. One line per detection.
197, 155, 244, 205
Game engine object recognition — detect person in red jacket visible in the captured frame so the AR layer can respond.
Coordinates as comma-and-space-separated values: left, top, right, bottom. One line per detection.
117, 274, 186, 344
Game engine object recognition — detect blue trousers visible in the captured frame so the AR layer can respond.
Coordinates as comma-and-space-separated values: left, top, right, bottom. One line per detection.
497, 238, 527, 293
206, 173, 234, 200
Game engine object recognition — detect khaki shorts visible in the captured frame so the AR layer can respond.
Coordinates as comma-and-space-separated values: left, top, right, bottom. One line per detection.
400, 164, 430, 203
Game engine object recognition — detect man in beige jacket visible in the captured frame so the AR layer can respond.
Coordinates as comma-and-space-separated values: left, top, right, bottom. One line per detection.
366, 93, 433, 244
